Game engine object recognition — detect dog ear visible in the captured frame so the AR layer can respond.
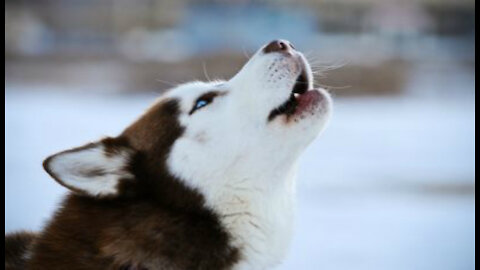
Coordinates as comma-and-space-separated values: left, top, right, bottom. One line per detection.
43, 138, 135, 197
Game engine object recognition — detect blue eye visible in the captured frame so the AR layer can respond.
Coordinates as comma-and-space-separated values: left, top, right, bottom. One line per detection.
195, 99, 209, 109
189, 92, 219, 115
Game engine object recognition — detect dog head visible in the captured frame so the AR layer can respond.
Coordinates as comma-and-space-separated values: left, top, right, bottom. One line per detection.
43, 40, 332, 200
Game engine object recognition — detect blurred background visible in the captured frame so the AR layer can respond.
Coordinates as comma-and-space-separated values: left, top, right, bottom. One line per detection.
5, 0, 475, 269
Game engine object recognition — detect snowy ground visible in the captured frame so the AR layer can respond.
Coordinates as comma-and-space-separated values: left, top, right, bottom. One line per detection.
5, 86, 475, 269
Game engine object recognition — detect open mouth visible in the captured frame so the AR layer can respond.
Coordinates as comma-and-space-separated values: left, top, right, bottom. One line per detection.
268, 70, 310, 121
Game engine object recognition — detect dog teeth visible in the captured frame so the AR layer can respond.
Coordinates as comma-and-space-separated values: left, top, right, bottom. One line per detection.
293, 93, 300, 99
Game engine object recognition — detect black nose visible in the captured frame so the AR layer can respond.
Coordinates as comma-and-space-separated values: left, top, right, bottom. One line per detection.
263, 40, 293, 54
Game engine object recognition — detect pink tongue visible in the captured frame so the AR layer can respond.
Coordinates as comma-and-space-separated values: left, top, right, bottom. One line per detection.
295, 90, 322, 114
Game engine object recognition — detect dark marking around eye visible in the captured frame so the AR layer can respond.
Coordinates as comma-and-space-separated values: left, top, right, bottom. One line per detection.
189, 91, 226, 115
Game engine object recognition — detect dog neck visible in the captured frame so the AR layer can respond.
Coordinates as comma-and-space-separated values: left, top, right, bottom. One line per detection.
202, 164, 298, 270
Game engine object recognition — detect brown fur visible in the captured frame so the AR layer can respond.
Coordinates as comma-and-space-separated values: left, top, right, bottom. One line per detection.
8, 98, 239, 269
5, 231, 37, 270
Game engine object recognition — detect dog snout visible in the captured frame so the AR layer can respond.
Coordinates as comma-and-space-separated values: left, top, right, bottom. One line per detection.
263, 40, 294, 54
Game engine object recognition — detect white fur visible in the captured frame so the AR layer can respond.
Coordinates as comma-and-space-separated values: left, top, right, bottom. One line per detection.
47, 144, 133, 196
164, 44, 332, 269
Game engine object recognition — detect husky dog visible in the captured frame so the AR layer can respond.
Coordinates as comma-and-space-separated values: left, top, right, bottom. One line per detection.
5, 40, 332, 270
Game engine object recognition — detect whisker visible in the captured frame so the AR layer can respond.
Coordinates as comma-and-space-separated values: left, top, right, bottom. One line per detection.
242, 46, 252, 60
313, 78, 351, 91
202, 61, 212, 82
155, 78, 179, 87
